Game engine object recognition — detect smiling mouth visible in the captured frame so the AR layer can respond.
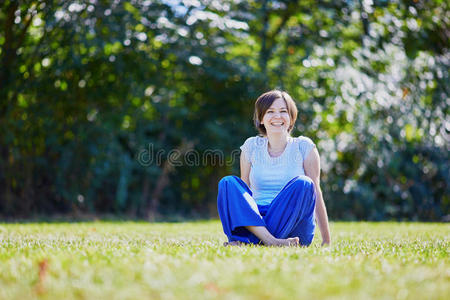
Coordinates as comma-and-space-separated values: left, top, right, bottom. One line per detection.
271, 122, 284, 126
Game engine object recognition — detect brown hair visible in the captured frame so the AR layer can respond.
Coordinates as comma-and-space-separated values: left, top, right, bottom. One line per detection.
253, 90, 298, 135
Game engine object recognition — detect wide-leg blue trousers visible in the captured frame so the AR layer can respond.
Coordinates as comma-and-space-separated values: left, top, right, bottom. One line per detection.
217, 175, 316, 246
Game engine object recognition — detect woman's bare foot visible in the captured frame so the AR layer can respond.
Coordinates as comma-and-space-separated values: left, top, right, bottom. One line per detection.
265, 237, 299, 247
223, 241, 243, 247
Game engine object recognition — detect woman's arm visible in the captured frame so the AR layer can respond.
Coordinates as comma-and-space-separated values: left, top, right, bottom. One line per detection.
304, 147, 331, 246
240, 152, 251, 187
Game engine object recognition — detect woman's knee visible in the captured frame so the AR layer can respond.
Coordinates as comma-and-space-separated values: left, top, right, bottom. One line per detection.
290, 176, 316, 207
219, 175, 235, 185
291, 175, 315, 190
218, 175, 239, 191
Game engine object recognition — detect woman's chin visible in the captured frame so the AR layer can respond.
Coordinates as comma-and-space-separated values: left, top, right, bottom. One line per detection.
267, 128, 288, 135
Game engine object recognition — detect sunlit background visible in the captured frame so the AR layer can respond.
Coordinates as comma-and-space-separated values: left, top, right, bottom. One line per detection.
0, 0, 448, 221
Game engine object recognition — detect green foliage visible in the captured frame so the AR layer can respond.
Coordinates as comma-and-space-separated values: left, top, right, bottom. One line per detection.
0, 222, 448, 299
0, 0, 448, 220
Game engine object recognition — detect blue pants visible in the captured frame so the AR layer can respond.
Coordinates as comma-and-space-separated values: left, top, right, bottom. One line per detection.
217, 175, 316, 246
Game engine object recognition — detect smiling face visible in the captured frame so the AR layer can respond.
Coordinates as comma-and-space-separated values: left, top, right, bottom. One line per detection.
261, 98, 291, 135
253, 90, 298, 136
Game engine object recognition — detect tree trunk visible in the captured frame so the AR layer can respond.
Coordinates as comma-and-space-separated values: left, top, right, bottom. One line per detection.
146, 140, 193, 220
147, 159, 173, 221
259, 0, 269, 75
0, 146, 13, 214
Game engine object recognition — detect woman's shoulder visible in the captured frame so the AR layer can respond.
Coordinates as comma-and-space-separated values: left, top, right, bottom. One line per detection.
294, 135, 316, 158
294, 135, 315, 145
240, 136, 265, 161
242, 135, 266, 147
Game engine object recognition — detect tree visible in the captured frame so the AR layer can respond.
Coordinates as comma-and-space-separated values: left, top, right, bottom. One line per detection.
0, 0, 448, 220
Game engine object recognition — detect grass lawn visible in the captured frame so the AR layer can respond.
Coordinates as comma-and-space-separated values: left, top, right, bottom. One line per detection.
0, 221, 448, 299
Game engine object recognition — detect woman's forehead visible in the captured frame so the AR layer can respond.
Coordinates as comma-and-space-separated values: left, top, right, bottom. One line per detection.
269, 98, 287, 108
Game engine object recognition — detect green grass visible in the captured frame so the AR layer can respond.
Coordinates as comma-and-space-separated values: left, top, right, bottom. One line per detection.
0, 221, 448, 300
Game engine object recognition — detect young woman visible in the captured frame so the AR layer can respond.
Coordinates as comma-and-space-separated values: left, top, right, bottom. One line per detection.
217, 90, 331, 247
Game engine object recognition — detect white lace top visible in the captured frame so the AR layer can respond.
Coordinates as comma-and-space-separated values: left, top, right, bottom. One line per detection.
240, 135, 315, 206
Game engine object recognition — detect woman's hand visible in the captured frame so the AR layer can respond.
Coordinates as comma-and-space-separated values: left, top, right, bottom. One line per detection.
321, 239, 331, 247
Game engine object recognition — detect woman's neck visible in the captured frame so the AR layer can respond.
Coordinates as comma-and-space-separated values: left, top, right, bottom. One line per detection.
266, 132, 289, 152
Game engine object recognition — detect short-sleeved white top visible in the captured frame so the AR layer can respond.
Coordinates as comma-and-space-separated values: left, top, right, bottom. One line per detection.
240, 135, 315, 206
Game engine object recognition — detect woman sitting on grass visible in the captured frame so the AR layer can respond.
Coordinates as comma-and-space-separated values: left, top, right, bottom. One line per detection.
217, 90, 331, 247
